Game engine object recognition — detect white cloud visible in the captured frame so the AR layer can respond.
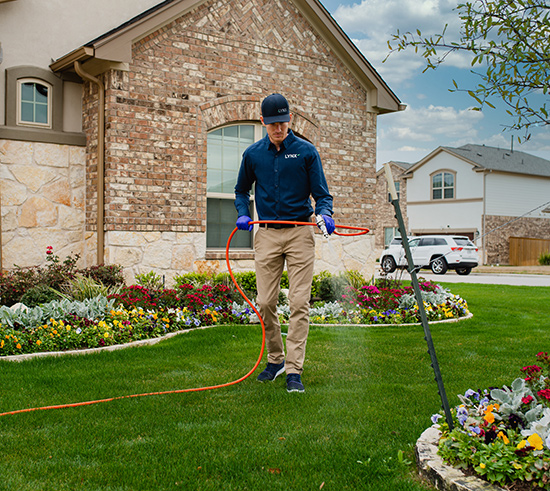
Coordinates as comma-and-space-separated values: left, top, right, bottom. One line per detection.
376, 103, 485, 165
380, 104, 483, 142
333, 0, 472, 84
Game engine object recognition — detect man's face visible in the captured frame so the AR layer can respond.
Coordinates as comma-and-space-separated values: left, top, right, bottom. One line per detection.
261, 114, 293, 148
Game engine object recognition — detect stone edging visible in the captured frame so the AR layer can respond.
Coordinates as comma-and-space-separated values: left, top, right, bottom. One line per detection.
416, 425, 504, 490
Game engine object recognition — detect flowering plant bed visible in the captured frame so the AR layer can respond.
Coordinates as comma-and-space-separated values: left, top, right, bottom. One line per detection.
431, 353, 550, 490
0, 277, 469, 357
302, 279, 469, 325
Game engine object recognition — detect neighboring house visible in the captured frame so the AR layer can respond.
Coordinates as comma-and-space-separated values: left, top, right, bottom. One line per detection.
374, 161, 410, 251
401, 144, 550, 265
0, 0, 404, 283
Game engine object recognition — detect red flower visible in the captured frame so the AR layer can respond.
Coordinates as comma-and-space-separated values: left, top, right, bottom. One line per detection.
537, 389, 550, 401
521, 365, 542, 376
521, 395, 534, 405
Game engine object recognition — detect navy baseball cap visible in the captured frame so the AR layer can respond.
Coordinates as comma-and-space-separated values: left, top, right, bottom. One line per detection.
261, 93, 291, 124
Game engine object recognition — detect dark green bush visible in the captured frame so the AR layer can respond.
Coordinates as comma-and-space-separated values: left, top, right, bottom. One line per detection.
539, 252, 550, 266
316, 274, 350, 302
20, 284, 59, 307
81, 264, 125, 287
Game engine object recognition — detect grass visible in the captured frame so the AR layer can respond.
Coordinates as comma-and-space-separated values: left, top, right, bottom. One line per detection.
0, 283, 548, 490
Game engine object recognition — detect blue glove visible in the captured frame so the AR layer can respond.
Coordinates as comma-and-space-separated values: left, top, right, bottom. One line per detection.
321, 215, 335, 235
236, 215, 253, 232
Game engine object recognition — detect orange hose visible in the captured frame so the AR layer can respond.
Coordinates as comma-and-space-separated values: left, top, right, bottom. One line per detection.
0, 220, 368, 417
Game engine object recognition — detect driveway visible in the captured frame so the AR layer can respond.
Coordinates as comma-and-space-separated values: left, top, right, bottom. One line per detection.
377, 265, 550, 287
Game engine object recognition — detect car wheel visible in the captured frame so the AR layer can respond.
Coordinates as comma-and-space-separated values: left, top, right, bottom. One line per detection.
430, 256, 448, 275
456, 267, 472, 276
381, 255, 397, 273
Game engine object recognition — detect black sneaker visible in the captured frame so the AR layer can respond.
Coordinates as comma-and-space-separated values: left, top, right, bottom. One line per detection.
257, 361, 285, 382
286, 373, 305, 393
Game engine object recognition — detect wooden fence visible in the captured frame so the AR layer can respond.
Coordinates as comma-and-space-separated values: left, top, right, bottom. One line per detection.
509, 237, 550, 266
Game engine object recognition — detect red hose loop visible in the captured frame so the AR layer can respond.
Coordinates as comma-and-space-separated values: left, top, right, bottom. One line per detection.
248, 220, 369, 237
0, 220, 367, 417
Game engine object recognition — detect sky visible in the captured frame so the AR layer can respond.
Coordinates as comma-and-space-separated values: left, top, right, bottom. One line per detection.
320, 0, 550, 167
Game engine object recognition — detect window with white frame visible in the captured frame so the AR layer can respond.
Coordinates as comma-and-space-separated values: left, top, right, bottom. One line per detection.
206, 124, 266, 249
431, 171, 455, 200
17, 78, 52, 128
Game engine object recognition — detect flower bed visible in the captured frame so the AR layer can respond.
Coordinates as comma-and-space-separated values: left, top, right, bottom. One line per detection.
431, 353, 550, 490
0, 278, 470, 358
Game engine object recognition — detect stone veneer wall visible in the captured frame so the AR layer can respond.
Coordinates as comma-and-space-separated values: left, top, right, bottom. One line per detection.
79, 0, 378, 284
0, 139, 89, 269
484, 214, 550, 265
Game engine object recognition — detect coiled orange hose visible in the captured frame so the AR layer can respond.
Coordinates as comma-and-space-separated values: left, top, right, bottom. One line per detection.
0, 221, 368, 417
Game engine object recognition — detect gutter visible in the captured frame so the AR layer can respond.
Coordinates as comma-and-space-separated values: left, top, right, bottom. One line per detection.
73, 61, 105, 265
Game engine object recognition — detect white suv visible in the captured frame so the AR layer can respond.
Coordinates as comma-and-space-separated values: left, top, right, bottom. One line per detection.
380, 235, 479, 275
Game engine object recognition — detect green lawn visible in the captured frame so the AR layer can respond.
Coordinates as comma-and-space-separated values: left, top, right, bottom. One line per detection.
0, 283, 548, 490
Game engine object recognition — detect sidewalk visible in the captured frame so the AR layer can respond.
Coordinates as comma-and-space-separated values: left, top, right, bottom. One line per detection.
475, 265, 550, 275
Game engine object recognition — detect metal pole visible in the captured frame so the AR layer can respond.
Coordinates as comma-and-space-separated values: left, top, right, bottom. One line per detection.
383, 164, 454, 430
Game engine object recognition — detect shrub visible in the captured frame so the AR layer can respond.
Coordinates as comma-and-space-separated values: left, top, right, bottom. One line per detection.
0, 247, 80, 306
174, 272, 212, 287
81, 264, 125, 287
232, 271, 257, 298
539, 252, 550, 266
20, 285, 59, 307
0, 266, 40, 306
316, 274, 350, 302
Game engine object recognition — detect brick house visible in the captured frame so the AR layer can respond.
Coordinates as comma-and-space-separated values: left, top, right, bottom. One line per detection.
0, 0, 404, 283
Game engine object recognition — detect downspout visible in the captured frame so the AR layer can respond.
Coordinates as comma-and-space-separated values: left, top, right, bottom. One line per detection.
74, 61, 105, 265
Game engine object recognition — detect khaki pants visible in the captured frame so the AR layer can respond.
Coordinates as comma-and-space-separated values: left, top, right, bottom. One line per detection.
254, 225, 315, 374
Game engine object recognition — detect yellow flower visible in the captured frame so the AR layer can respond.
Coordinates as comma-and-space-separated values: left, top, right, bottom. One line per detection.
36, 340, 42, 346
0, 340, 4, 348
16, 343, 21, 349
104, 332, 109, 338
479, 463, 486, 469
517, 440, 527, 450
513, 462, 522, 470
527, 433, 543, 451
497, 431, 509, 444
484, 411, 495, 424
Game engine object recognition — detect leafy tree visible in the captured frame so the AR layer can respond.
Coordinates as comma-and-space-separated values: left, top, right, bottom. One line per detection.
386, 0, 550, 139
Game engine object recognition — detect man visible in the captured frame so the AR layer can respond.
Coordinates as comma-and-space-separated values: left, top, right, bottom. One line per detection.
234, 93, 334, 393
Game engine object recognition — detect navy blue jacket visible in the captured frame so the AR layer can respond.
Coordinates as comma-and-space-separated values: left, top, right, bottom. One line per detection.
234, 130, 333, 221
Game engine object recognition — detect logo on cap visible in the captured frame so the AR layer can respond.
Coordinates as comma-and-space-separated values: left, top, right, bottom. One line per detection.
261, 93, 291, 125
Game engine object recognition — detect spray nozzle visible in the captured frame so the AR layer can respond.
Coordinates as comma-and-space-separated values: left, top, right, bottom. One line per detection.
315, 215, 330, 239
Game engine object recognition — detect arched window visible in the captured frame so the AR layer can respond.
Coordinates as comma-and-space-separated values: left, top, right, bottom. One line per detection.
431, 171, 455, 200
17, 78, 52, 128
206, 123, 266, 249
